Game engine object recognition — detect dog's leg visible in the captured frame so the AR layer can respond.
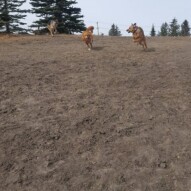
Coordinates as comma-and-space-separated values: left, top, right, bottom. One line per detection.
90, 40, 93, 49
139, 41, 143, 49
54, 27, 57, 34
133, 40, 140, 46
51, 29, 54, 37
144, 40, 147, 49
48, 27, 53, 37
86, 42, 91, 51
140, 40, 147, 50
88, 43, 92, 51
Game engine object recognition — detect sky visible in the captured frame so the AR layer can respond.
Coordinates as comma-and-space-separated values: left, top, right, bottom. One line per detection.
23, 0, 191, 36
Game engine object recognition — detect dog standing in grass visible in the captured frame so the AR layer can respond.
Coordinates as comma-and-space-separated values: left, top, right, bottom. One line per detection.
81, 26, 94, 51
127, 23, 147, 49
47, 19, 58, 37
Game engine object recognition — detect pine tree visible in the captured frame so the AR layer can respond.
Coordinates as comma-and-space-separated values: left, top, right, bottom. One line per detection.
150, 25, 156, 36
169, 18, 180, 36
108, 24, 121, 36
159, 22, 169, 36
180, 20, 190, 36
109, 24, 115, 36
30, 0, 85, 34
0, 1, 3, 30
0, 0, 28, 33
115, 25, 121, 36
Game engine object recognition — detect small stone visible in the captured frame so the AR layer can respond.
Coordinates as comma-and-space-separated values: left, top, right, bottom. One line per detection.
159, 161, 167, 169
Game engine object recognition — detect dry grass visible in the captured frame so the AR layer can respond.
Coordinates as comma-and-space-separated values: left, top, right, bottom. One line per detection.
0, 34, 191, 191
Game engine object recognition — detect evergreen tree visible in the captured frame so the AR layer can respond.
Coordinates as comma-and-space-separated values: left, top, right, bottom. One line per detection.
0, 1, 3, 30
30, 0, 85, 34
0, 0, 28, 33
159, 22, 169, 36
108, 24, 121, 36
180, 20, 190, 36
150, 24, 156, 36
115, 25, 121, 36
109, 24, 115, 36
169, 18, 180, 36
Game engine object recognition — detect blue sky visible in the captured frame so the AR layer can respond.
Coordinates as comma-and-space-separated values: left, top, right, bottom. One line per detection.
24, 0, 191, 36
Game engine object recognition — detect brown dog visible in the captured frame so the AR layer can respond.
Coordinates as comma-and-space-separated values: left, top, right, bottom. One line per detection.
127, 23, 147, 49
86, 26, 94, 33
81, 26, 94, 50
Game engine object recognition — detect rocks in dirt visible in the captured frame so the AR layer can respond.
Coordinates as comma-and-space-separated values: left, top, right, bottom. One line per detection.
158, 161, 167, 169
50, 134, 60, 140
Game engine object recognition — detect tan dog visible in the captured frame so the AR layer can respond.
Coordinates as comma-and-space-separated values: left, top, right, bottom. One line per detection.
127, 23, 147, 49
82, 26, 94, 50
47, 20, 58, 37
86, 26, 94, 33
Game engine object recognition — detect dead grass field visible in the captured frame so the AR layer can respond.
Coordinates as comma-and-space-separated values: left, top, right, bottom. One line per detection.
0, 34, 191, 191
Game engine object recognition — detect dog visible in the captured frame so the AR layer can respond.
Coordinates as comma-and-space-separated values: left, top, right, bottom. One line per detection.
127, 23, 147, 49
81, 26, 94, 50
86, 26, 94, 33
47, 19, 58, 37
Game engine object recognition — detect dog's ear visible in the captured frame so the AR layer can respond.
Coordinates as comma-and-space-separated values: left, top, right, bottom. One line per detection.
134, 23, 136, 26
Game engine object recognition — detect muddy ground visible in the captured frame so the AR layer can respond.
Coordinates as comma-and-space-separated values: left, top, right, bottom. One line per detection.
0, 34, 191, 191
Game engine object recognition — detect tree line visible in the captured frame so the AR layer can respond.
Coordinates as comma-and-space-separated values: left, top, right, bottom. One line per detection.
0, 0, 85, 34
109, 18, 190, 37
151, 18, 190, 36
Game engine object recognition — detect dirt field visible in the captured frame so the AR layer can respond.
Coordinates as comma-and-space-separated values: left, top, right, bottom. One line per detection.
0, 34, 191, 191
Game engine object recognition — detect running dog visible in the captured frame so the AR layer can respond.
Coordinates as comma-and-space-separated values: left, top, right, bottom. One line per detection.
82, 26, 94, 50
127, 23, 147, 49
47, 20, 58, 37
86, 26, 94, 33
